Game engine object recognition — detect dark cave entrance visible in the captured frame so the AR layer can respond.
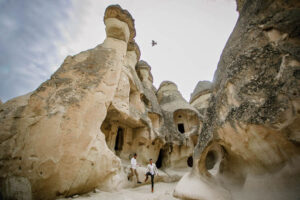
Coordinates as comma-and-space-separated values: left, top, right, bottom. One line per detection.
178, 123, 185, 133
187, 156, 193, 167
205, 151, 217, 170
156, 149, 164, 169
114, 127, 124, 155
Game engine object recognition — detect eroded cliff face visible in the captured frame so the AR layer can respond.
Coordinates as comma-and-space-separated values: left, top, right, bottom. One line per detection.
156, 81, 201, 169
1, 1, 299, 200
0, 5, 199, 200
190, 81, 212, 117
0, 5, 133, 199
174, 0, 300, 200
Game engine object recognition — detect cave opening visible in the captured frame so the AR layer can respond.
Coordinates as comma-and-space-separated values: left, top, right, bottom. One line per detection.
187, 156, 193, 167
114, 127, 124, 155
178, 123, 185, 133
156, 149, 164, 169
205, 150, 217, 170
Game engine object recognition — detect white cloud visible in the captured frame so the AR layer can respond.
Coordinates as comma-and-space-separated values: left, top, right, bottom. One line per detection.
0, 0, 238, 102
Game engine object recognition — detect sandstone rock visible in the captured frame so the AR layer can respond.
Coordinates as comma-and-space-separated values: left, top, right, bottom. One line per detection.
10, 1, 294, 199
174, 0, 300, 199
0, 176, 32, 200
190, 81, 212, 116
128, 40, 141, 62
136, 60, 161, 115
156, 81, 200, 168
104, 5, 136, 43
0, 5, 135, 200
0, 5, 201, 199
190, 81, 212, 100
100, 46, 162, 166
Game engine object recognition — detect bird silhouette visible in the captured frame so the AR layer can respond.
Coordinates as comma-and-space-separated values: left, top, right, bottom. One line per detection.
152, 40, 157, 47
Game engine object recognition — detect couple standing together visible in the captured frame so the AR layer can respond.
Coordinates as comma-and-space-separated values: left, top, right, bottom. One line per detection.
128, 153, 158, 192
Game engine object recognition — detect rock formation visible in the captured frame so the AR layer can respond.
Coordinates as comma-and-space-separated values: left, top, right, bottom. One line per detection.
157, 81, 200, 169
0, 5, 199, 200
174, 0, 300, 200
1, 1, 299, 200
190, 81, 212, 117
0, 4, 135, 199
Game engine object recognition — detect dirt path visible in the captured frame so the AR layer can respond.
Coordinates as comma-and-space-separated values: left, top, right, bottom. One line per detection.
59, 182, 179, 200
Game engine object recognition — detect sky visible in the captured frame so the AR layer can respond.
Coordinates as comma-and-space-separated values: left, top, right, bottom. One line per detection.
0, 0, 239, 103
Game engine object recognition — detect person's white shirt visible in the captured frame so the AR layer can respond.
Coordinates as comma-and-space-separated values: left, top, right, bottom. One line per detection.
146, 163, 158, 175
131, 157, 137, 169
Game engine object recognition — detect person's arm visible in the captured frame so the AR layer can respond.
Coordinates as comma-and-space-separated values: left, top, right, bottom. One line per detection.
146, 164, 150, 173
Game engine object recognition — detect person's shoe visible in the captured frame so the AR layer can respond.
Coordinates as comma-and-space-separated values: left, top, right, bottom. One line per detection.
137, 181, 142, 184
152, 188, 154, 193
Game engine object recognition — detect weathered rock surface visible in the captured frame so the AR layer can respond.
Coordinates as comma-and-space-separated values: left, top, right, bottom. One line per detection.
190, 81, 212, 117
100, 51, 163, 167
0, 5, 135, 200
136, 60, 161, 115
2, 1, 298, 199
0, 176, 32, 200
0, 5, 200, 200
157, 81, 200, 168
190, 81, 212, 102
104, 4, 136, 43
174, 0, 300, 200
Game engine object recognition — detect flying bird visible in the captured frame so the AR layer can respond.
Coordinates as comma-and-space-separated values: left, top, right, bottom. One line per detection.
152, 40, 157, 47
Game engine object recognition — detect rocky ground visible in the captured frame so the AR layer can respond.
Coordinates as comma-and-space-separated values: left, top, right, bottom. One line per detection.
58, 182, 179, 200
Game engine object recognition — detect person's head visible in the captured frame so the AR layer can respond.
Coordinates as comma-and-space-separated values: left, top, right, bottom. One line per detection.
149, 158, 153, 164
134, 153, 137, 159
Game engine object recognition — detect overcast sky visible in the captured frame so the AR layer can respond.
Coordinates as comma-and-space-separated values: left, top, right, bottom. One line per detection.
0, 0, 238, 102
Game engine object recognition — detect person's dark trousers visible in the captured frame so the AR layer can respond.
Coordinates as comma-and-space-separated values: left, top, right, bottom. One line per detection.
145, 172, 155, 189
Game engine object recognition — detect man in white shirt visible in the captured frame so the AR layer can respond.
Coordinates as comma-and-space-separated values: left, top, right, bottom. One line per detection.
144, 158, 158, 192
128, 153, 141, 184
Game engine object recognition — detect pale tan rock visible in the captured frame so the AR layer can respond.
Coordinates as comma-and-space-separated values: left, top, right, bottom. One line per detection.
104, 18, 130, 43
128, 40, 141, 62
136, 60, 153, 88
136, 60, 161, 116
100, 52, 164, 167
0, 4, 202, 200
156, 81, 201, 169
104, 5, 136, 43
190, 81, 212, 117
174, 1, 300, 200
0, 5, 135, 200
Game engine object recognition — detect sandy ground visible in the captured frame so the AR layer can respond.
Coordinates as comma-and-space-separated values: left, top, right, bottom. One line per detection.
58, 182, 179, 200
